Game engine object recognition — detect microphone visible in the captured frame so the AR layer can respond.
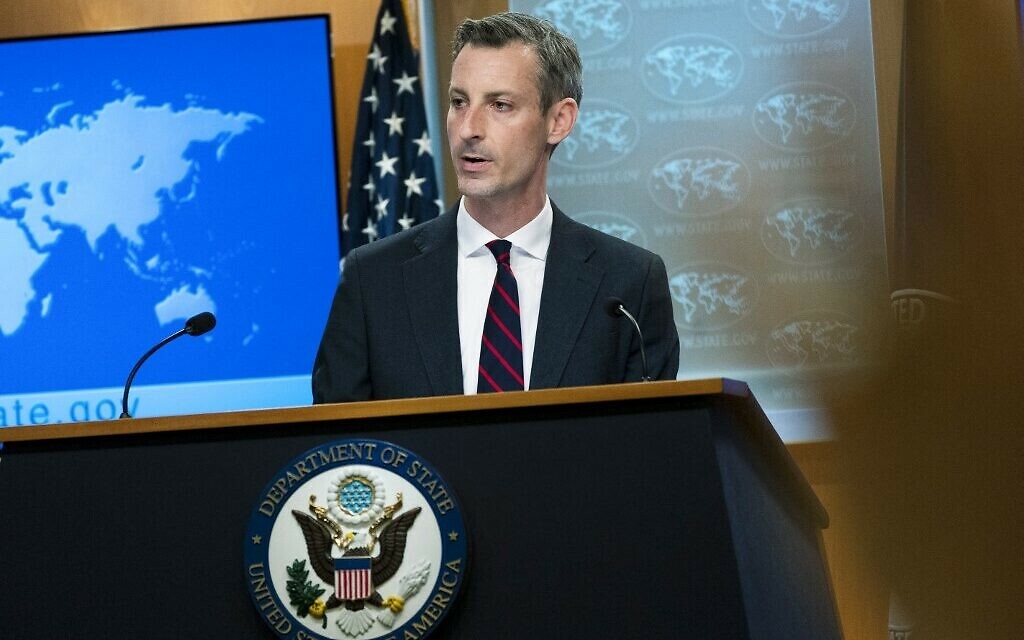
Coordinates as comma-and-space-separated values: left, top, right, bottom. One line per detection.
184, 311, 216, 336
119, 312, 217, 419
605, 297, 651, 382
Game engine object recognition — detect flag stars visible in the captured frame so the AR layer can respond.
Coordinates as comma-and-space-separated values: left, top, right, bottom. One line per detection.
362, 218, 379, 241
367, 43, 388, 73
412, 131, 432, 157
379, 9, 398, 36
375, 151, 399, 178
374, 195, 390, 220
383, 111, 405, 137
404, 171, 426, 197
347, 11, 440, 255
363, 86, 379, 114
393, 71, 418, 96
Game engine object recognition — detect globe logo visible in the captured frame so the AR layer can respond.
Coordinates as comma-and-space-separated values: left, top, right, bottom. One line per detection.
533, 0, 631, 55
554, 99, 638, 169
648, 147, 751, 217
669, 263, 758, 331
745, 0, 849, 39
642, 34, 744, 105
766, 309, 860, 372
574, 211, 648, 248
753, 82, 856, 151
760, 199, 861, 264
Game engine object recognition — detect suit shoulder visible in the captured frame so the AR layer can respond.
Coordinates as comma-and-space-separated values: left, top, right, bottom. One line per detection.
346, 213, 452, 266
564, 214, 663, 265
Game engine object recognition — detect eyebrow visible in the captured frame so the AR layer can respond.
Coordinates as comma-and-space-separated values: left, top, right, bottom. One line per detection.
448, 86, 521, 101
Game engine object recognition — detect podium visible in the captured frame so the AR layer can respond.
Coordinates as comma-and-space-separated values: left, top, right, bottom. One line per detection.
0, 380, 839, 639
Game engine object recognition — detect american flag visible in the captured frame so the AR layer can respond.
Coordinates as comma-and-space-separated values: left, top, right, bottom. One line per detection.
342, 0, 442, 258
335, 556, 373, 600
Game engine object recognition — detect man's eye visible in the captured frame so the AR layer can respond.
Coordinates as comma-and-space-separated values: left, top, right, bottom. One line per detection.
494, 101, 510, 111
450, 97, 465, 108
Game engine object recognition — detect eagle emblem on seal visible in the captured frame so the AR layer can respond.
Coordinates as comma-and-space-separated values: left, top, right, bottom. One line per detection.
287, 469, 427, 637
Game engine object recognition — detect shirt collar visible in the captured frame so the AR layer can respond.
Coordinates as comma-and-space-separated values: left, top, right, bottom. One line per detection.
456, 196, 553, 261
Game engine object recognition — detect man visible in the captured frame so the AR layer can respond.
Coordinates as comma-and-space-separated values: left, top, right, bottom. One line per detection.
312, 12, 678, 403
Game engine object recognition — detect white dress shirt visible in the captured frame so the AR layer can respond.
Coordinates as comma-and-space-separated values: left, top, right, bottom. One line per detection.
457, 197, 552, 394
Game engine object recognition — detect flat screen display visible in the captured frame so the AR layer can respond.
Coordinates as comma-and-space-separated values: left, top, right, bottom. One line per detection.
0, 16, 341, 424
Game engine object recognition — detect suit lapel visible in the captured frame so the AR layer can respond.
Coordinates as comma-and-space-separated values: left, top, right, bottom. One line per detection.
531, 206, 604, 389
404, 211, 464, 396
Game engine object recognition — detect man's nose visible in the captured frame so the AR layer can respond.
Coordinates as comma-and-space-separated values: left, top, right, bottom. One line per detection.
458, 106, 484, 141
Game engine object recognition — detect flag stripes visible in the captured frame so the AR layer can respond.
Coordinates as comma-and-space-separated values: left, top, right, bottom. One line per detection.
335, 557, 373, 600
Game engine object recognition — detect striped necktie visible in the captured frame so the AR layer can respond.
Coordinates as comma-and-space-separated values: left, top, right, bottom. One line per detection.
477, 239, 524, 393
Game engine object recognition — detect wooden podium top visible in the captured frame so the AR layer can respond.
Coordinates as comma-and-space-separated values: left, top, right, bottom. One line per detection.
0, 378, 749, 443
1, 377, 828, 528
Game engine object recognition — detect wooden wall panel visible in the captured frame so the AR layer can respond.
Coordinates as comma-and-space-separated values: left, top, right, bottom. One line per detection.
791, 443, 889, 639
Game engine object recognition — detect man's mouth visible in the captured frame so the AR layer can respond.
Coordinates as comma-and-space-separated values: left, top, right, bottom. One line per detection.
459, 154, 491, 172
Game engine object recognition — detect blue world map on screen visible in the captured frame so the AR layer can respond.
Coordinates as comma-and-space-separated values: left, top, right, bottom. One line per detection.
0, 18, 340, 417
1, 92, 261, 335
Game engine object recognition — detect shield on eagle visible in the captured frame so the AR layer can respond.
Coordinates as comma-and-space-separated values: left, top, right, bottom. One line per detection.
334, 555, 373, 600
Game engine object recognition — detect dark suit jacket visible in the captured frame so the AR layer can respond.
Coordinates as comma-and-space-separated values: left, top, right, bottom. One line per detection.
312, 204, 679, 403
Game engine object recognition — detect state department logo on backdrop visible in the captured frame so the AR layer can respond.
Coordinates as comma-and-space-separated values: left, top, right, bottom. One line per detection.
669, 262, 759, 331
648, 147, 751, 217
553, 99, 639, 169
766, 309, 861, 373
642, 34, 744, 105
245, 440, 468, 639
532, 0, 632, 55
745, 0, 849, 39
573, 211, 648, 248
753, 82, 856, 151
760, 198, 862, 265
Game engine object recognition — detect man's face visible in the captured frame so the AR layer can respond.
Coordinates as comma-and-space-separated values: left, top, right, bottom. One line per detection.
447, 44, 554, 206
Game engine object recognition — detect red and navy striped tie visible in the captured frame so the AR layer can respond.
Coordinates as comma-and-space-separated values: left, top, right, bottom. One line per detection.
478, 239, 524, 393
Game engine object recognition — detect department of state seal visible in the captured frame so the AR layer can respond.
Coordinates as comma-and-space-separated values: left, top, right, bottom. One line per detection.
244, 439, 468, 639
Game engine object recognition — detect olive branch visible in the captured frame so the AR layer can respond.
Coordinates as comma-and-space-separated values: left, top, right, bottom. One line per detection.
285, 559, 327, 628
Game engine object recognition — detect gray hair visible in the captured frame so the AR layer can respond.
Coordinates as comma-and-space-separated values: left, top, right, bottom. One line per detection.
451, 12, 583, 113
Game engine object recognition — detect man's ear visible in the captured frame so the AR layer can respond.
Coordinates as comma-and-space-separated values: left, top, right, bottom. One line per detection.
547, 97, 579, 146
